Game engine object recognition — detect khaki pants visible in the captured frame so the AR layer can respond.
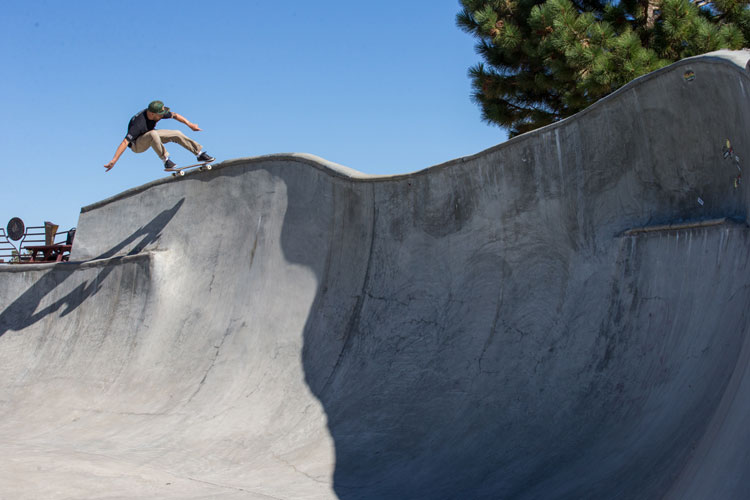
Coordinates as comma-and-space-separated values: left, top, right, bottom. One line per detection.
131, 130, 202, 160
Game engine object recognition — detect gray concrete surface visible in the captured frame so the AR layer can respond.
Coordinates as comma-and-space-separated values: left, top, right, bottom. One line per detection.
2, 50, 750, 499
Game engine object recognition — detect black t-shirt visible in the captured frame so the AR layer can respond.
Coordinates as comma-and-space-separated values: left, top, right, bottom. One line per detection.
125, 109, 174, 146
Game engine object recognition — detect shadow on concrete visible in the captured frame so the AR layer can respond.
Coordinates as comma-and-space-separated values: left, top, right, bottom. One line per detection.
275, 156, 750, 498
0, 199, 183, 338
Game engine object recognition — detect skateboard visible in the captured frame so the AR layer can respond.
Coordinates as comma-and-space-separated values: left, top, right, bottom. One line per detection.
165, 161, 214, 177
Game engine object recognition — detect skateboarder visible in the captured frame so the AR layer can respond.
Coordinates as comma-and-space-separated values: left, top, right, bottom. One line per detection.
104, 100, 215, 172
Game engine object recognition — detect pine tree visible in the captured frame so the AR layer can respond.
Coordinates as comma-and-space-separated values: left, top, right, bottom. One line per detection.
458, 0, 750, 136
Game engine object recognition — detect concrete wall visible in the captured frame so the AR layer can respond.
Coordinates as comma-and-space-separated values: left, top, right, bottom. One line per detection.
1, 51, 750, 499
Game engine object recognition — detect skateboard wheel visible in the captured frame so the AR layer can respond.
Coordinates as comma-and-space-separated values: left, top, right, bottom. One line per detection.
206, 165, 212, 170
179, 170, 186, 176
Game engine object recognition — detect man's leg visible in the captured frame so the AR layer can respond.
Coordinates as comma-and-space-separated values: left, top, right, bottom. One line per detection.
132, 130, 168, 160
156, 130, 203, 156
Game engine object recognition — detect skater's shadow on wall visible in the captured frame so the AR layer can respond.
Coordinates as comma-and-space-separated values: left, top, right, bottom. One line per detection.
0, 199, 184, 338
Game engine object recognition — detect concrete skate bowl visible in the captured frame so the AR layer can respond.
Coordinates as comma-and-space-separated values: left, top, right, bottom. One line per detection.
2, 51, 750, 499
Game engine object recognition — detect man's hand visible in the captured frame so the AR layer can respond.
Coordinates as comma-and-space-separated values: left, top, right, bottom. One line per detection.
172, 113, 202, 132
105, 139, 128, 172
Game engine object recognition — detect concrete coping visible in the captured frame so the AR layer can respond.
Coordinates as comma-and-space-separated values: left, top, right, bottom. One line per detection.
622, 217, 748, 236
0, 251, 153, 273
80, 51, 750, 215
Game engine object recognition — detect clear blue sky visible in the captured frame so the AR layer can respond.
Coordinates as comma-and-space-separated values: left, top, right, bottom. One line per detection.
1, 1, 507, 233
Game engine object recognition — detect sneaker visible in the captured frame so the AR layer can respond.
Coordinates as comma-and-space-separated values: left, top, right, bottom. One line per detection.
164, 158, 177, 170
197, 151, 215, 162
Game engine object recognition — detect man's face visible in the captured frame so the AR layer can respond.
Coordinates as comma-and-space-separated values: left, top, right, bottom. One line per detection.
146, 110, 163, 121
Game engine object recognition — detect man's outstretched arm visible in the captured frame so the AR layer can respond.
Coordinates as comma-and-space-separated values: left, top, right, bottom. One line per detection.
172, 112, 201, 132
104, 138, 129, 172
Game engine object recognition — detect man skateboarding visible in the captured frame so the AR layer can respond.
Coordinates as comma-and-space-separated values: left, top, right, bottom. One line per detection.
104, 100, 215, 172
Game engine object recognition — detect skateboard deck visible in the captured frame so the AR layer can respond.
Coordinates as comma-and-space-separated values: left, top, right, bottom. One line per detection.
165, 161, 214, 177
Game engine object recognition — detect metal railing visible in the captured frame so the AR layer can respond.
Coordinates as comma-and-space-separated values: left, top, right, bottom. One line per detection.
0, 226, 75, 264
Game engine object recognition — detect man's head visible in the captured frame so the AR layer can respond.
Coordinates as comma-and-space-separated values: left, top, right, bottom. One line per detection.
147, 100, 170, 120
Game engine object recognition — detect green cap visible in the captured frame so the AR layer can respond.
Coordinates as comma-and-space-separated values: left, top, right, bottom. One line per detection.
148, 100, 170, 115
